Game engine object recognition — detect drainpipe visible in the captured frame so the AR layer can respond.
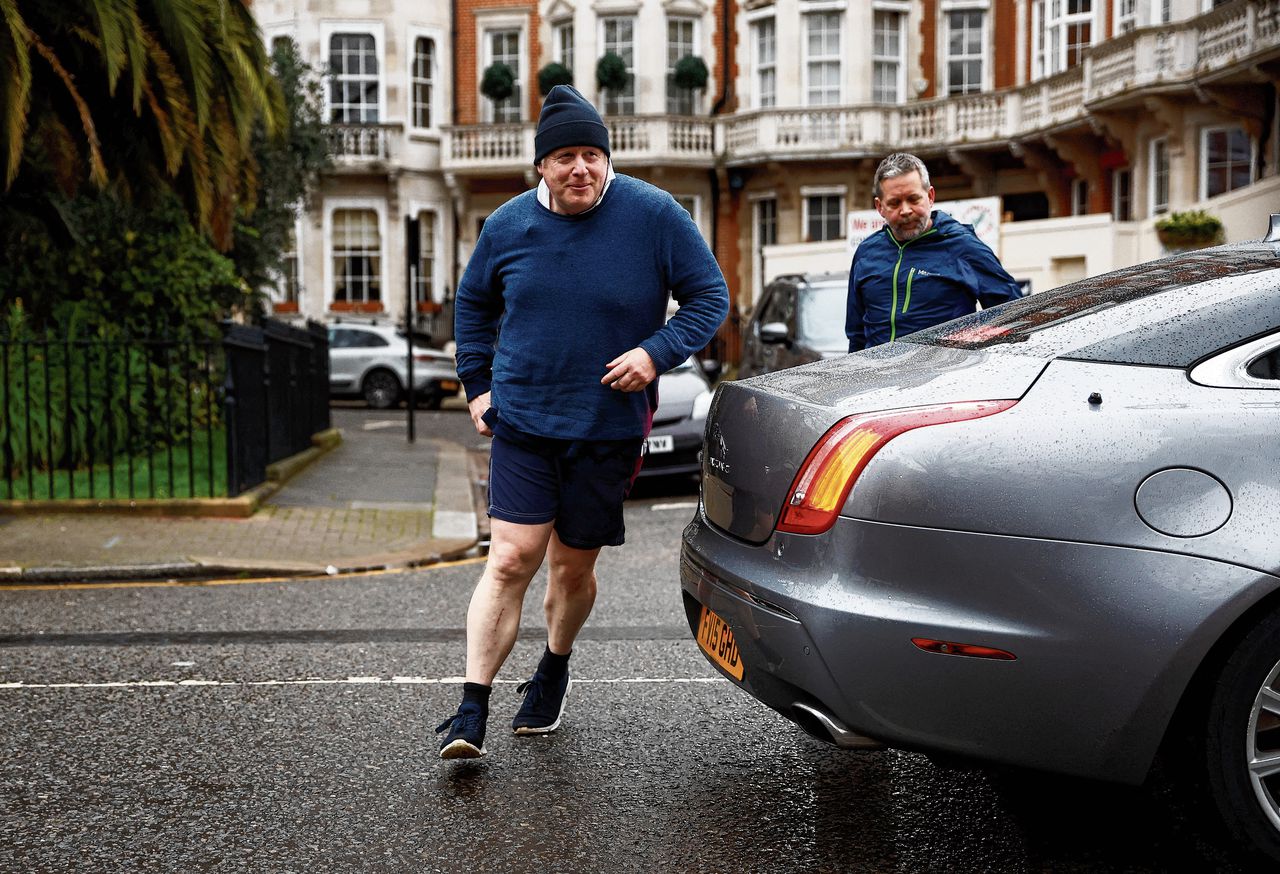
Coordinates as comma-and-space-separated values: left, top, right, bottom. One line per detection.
706, 0, 732, 365
449, 0, 461, 310
708, 0, 731, 255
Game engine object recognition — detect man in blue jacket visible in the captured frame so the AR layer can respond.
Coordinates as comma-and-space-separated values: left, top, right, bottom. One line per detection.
846, 153, 1022, 352
435, 85, 729, 759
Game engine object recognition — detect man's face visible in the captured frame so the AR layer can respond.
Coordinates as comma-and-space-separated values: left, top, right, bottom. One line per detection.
537, 146, 607, 215
875, 170, 935, 242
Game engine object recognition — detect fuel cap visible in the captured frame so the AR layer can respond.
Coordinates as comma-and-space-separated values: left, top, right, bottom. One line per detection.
1135, 468, 1232, 538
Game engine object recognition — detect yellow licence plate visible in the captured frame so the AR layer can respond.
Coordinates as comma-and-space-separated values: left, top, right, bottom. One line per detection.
696, 605, 744, 682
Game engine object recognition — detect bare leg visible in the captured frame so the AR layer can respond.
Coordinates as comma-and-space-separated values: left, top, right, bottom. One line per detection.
544, 531, 602, 655
464, 518, 554, 685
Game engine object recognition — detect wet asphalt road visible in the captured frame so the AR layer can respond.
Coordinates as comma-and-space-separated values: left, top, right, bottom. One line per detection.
0, 409, 1254, 872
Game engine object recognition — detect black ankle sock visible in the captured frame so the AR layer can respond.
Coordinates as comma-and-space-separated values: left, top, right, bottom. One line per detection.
461, 682, 491, 711
539, 646, 571, 678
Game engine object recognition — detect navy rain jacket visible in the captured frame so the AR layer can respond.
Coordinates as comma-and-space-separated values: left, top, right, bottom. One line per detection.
846, 210, 1022, 352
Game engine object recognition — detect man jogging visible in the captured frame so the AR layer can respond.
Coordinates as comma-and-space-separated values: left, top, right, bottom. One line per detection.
436, 85, 729, 759
846, 152, 1022, 351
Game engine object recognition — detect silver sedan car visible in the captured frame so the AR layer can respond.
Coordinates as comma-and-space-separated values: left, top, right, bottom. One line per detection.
682, 217, 1280, 863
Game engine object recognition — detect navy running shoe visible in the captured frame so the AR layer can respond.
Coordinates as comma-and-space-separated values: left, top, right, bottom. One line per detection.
511, 669, 571, 735
436, 702, 487, 759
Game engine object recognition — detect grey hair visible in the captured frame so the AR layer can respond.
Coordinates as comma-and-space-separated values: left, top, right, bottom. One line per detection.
873, 153, 931, 199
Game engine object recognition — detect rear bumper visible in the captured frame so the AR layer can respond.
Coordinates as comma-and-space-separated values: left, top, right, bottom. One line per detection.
680, 512, 1273, 783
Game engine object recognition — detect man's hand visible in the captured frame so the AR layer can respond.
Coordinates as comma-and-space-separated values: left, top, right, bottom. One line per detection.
602, 348, 657, 392
468, 391, 493, 436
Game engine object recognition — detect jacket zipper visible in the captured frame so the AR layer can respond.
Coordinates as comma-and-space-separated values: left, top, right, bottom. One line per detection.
887, 227, 938, 343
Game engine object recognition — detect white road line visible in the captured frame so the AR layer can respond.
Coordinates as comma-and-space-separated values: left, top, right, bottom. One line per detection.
0, 676, 727, 690
650, 502, 698, 512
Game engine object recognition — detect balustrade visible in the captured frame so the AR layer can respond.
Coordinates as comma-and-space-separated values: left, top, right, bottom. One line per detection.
438, 0, 1278, 172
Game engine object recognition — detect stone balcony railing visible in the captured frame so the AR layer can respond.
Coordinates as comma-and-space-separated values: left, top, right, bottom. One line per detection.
437, 0, 1276, 172
443, 115, 715, 172
327, 123, 403, 164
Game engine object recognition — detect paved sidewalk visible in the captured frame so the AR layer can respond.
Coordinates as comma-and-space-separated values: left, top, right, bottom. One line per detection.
0, 409, 483, 583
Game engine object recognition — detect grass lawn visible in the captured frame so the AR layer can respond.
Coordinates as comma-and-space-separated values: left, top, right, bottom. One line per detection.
1, 429, 227, 500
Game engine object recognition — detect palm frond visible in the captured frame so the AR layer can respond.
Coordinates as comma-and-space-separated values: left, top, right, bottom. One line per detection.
29, 31, 106, 187
140, 27, 192, 176
0, 0, 33, 187
142, 0, 214, 133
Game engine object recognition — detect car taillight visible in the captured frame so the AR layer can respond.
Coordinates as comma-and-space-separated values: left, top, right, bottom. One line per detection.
776, 400, 1017, 535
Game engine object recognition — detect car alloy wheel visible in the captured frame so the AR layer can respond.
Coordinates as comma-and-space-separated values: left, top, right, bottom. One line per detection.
1204, 611, 1280, 864
362, 370, 401, 409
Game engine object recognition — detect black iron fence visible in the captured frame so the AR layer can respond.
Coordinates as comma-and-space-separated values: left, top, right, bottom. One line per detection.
0, 318, 329, 501
222, 319, 330, 497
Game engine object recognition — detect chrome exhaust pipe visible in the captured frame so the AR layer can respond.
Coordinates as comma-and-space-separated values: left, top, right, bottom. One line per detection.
793, 702, 886, 750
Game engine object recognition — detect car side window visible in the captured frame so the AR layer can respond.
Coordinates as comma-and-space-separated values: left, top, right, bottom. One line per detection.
758, 287, 791, 328
329, 329, 353, 349
349, 330, 389, 348
1190, 332, 1280, 390
1247, 347, 1280, 380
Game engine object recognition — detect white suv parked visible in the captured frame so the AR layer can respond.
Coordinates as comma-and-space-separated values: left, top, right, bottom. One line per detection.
327, 322, 459, 409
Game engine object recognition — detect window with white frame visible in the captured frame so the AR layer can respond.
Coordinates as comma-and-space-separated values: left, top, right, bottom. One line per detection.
1071, 178, 1089, 216
946, 10, 985, 95
278, 222, 300, 305
328, 33, 380, 123
1159, 0, 1171, 22
805, 12, 842, 106
752, 196, 778, 304
554, 21, 574, 70
753, 17, 777, 108
602, 16, 637, 115
414, 210, 437, 308
1033, 0, 1095, 78
873, 10, 905, 104
804, 191, 845, 242
486, 29, 523, 122
332, 209, 382, 304
1112, 167, 1132, 220
1115, 0, 1137, 34
756, 197, 778, 249
411, 36, 435, 129
667, 18, 698, 115
1150, 137, 1169, 216
1201, 126, 1253, 199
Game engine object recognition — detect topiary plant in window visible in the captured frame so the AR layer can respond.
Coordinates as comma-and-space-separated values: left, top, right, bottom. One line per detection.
480, 62, 515, 103
537, 62, 574, 96
1155, 209, 1225, 251
596, 51, 629, 95
673, 55, 709, 91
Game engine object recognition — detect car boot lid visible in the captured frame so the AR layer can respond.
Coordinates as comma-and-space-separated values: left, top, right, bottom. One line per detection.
702, 343, 1048, 544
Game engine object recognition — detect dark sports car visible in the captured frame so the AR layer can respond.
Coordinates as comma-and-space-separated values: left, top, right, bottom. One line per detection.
682, 216, 1280, 863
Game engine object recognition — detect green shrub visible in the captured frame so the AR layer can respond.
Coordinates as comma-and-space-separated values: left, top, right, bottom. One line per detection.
1155, 209, 1224, 250
538, 62, 574, 96
673, 55, 709, 91
481, 63, 516, 102
596, 52, 629, 94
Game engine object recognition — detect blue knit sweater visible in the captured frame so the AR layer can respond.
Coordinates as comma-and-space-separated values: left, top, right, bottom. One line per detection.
454, 174, 729, 441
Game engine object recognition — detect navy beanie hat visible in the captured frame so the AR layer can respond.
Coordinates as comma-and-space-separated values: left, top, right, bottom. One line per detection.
534, 85, 611, 165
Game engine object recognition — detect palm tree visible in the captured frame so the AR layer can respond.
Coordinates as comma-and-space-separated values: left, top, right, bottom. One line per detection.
0, 0, 284, 248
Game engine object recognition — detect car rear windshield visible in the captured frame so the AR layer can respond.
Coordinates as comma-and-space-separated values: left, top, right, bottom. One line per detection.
906, 248, 1280, 367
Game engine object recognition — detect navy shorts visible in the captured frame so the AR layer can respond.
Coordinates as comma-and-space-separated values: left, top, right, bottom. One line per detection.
485, 408, 644, 550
